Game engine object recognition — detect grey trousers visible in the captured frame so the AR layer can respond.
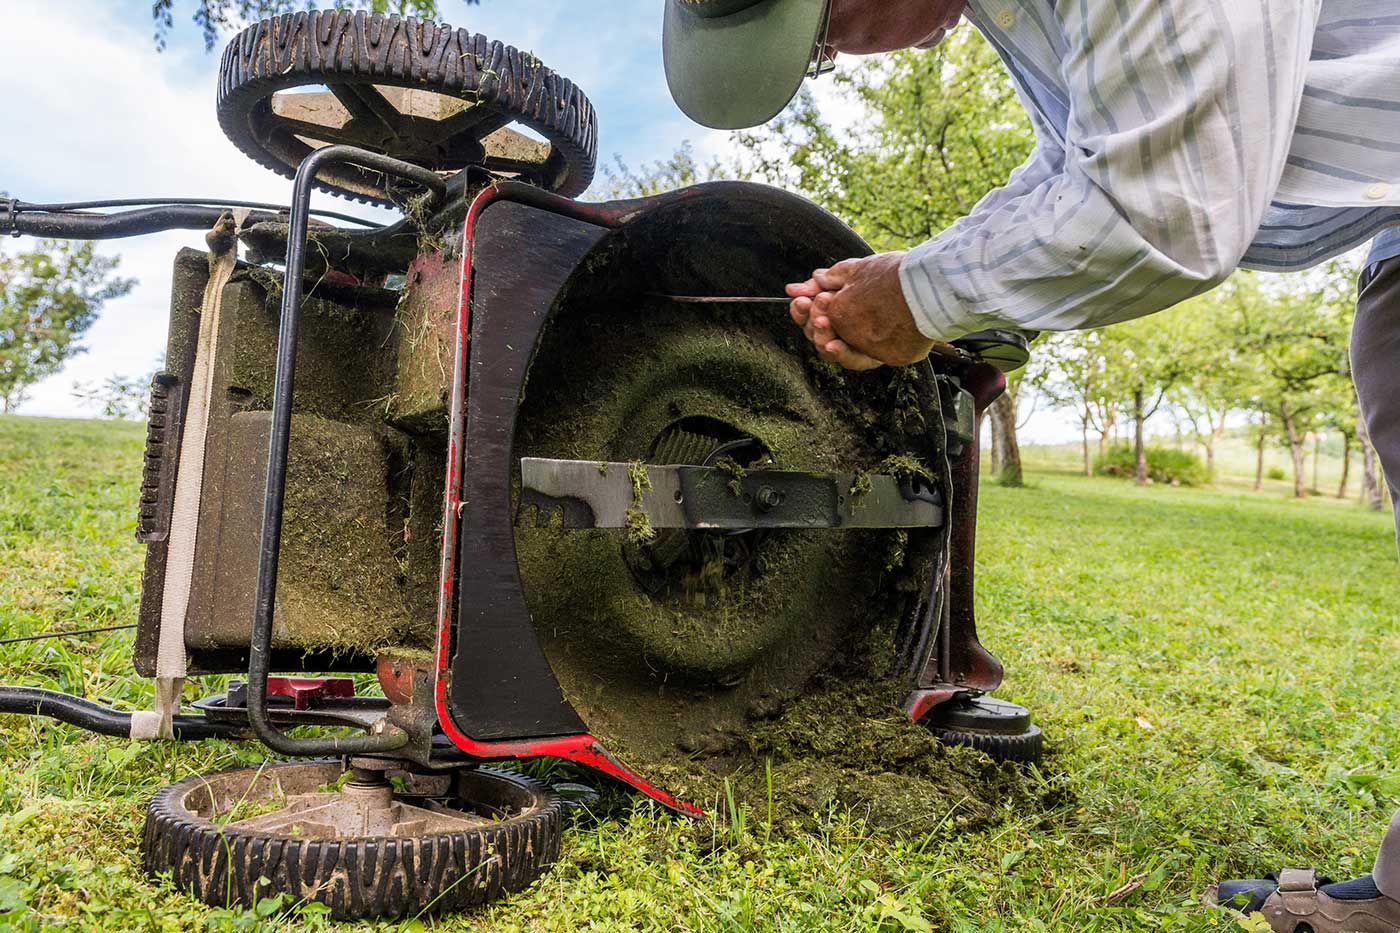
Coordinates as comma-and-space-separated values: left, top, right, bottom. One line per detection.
1346, 256, 1400, 899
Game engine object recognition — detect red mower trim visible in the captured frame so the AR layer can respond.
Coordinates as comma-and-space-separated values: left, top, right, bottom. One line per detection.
431, 184, 702, 817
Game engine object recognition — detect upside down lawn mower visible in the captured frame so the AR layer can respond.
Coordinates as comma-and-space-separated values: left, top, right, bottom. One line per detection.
0, 10, 1038, 920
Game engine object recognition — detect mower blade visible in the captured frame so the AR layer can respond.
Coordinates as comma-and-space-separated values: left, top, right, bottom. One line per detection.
518, 459, 942, 530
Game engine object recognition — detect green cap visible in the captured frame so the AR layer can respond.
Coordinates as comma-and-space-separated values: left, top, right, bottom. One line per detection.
663, 0, 828, 130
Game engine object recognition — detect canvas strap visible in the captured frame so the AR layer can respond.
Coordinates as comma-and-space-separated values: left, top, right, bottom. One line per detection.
131, 212, 244, 740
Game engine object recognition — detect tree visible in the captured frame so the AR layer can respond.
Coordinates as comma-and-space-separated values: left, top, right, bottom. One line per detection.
1095, 317, 1193, 486
0, 241, 135, 413
737, 31, 1033, 251
1031, 331, 1125, 477
987, 371, 1031, 486
151, 0, 454, 51
599, 141, 741, 200
1212, 265, 1355, 498
1166, 280, 1260, 475
71, 372, 157, 421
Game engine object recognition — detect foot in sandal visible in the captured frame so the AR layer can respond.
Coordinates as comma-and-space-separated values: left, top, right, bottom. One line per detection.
1211, 870, 1400, 932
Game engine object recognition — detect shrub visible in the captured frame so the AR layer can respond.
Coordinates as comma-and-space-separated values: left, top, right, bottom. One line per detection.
1266, 466, 1287, 481
1094, 444, 1211, 487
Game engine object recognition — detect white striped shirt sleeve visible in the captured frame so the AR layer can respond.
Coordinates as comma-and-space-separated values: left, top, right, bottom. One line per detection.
899, 0, 1321, 340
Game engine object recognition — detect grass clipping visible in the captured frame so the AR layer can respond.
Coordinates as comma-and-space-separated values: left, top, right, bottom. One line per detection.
624, 642, 1040, 837
625, 460, 656, 545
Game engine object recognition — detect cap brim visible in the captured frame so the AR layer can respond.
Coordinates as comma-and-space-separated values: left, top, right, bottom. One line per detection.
663, 0, 826, 130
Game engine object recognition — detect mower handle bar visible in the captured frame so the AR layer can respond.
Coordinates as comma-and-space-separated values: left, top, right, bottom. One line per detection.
246, 145, 447, 758
0, 686, 244, 741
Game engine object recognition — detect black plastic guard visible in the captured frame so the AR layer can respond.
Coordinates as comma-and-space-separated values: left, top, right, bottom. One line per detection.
449, 200, 605, 739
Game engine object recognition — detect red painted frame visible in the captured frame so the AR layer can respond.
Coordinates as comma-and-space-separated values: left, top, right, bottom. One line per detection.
431, 183, 702, 815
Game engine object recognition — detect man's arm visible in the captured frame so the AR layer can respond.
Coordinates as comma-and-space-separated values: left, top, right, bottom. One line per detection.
899, 0, 1319, 342
787, 123, 1064, 369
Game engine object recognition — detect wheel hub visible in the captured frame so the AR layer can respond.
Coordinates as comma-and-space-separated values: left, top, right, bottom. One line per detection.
622, 417, 772, 599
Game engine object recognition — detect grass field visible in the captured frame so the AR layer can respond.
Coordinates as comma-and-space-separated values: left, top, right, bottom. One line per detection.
1, 414, 1397, 932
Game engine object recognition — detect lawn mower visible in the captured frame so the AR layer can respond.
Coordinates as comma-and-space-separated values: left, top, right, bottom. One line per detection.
0, 10, 1037, 920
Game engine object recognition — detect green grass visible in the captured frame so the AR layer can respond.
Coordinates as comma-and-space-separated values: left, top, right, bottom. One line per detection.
1, 414, 1397, 931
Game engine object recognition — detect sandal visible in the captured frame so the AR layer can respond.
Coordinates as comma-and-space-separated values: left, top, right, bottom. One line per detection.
1210, 869, 1400, 932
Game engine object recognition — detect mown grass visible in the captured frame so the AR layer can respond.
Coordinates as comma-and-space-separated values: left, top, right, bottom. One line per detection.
0, 414, 1396, 931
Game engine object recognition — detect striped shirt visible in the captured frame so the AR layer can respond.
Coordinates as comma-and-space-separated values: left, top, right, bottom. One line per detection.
899, 0, 1400, 341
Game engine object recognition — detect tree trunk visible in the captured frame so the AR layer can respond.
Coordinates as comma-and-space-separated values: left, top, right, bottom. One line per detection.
1280, 401, 1307, 499
1255, 431, 1267, 491
1363, 439, 1383, 510
1097, 411, 1116, 459
1312, 433, 1321, 495
1207, 412, 1226, 478
991, 391, 1023, 487
1082, 422, 1092, 477
988, 402, 1003, 476
1133, 386, 1148, 486
1337, 433, 1351, 499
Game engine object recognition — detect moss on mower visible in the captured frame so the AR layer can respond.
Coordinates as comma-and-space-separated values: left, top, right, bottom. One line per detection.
272, 416, 430, 655
625, 460, 657, 545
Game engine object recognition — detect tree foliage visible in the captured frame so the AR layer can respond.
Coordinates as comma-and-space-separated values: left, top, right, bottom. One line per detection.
151, 0, 459, 51
598, 141, 743, 201
737, 28, 1032, 251
0, 242, 135, 413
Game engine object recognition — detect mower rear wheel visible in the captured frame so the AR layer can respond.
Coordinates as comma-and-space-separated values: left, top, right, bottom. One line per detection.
143, 760, 560, 919
922, 696, 1044, 765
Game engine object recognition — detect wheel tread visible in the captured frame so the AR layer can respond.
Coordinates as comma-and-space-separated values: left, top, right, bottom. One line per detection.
216, 10, 597, 204
143, 763, 561, 920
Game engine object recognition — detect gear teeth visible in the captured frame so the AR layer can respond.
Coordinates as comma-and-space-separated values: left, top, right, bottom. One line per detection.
925, 724, 1044, 764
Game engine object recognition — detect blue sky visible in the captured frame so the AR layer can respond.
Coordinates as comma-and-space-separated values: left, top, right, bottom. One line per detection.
0, 0, 735, 418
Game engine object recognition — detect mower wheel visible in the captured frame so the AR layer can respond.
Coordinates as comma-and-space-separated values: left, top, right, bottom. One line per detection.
143, 760, 561, 920
922, 696, 1044, 765
217, 10, 598, 204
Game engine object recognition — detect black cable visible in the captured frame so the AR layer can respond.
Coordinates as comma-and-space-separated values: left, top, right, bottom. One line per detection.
0, 623, 136, 646
13, 197, 381, 227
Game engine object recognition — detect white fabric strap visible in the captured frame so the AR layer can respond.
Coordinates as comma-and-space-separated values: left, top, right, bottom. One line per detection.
141, 216, 239, 740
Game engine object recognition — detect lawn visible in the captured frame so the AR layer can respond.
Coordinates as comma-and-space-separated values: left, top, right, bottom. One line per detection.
1, 414, 1397, 932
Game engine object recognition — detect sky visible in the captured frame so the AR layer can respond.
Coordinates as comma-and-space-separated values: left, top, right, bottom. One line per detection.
0, 0, 1080, 442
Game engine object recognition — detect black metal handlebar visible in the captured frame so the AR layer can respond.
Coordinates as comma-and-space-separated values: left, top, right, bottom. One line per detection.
0, 686, 245, 740
246, 145, 446, 757
1, 197, 383, 240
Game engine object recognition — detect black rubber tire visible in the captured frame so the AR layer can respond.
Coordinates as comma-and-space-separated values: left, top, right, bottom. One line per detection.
216, 10, 598, 204
926, 722, 1044, 764
142, 760, 562, 920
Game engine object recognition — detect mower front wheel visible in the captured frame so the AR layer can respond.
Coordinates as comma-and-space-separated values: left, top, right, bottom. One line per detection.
142, 760, 561, 920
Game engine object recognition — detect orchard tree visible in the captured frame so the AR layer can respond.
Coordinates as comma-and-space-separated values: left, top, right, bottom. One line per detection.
1228, 263, 1356, 498
1167, 279, 1262, 474
737, 30, 1033, 249
1098, 316, 1193, 486
0, 241, 135, 413
1031, 330, 1127, 476
599, 141, 742, 200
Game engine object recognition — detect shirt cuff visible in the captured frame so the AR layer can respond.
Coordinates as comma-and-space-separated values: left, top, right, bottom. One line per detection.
898, 246, 983, 342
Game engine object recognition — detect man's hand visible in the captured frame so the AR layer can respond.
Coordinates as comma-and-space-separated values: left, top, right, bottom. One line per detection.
785, 252, 935, 371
